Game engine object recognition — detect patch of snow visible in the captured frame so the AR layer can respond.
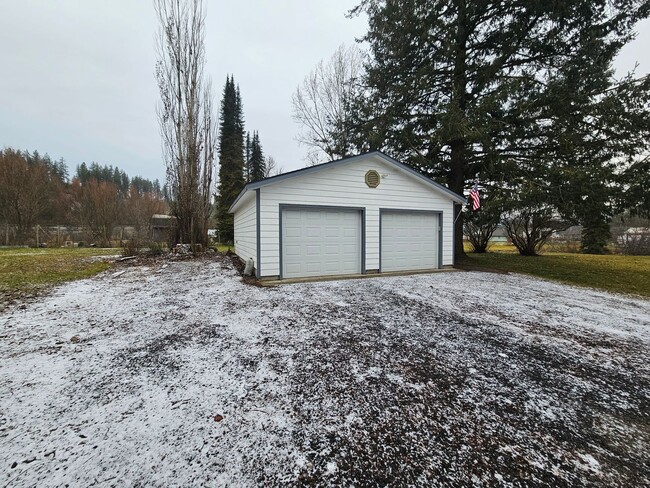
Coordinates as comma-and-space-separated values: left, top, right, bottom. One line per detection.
576, 453, 601, 473
325, 461, 338, 475
386, 373, 404, 384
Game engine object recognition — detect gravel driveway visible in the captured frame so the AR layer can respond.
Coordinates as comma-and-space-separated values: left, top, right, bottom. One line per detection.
1, 256, 649, 486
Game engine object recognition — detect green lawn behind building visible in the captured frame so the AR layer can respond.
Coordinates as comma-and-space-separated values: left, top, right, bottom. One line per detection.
460, 247, 649, 298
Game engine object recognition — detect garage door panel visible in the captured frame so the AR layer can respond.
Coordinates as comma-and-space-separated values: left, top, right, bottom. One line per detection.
285, 244, 301, 257
324, 244, 339, 255
324, 262, 341, 272
285, 263, 301, 274
285, 212, 301, 222
381, 211, 438, 272
325, 226, 341, 238
282, 207, 362, 279
306, 226, 321, 238
306, 263, 322, 273
285, 227, 301, 238
306, 245, 321, 256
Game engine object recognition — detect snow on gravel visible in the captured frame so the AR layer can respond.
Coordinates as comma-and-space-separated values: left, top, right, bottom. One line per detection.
1, 256, 649, 487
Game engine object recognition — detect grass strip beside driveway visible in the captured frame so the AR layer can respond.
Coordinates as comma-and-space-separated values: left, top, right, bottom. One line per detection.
460, 251, 650, 298
0, 247, 120, 302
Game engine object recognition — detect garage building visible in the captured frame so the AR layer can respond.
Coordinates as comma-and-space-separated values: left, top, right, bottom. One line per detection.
229, 151, 465, 280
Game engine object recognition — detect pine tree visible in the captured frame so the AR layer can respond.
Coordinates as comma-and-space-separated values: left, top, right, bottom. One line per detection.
77, 163, 89, 184
244, 132, 251, 182
249, 131, 266, 182
216, 75, 246, 242
517, 36, 650, 254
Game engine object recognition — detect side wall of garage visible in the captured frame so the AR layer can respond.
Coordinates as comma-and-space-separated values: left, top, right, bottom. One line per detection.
233, 191, 257, 269
258, 154, 455, 278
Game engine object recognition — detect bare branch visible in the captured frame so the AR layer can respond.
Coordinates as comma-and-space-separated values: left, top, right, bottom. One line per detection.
154, 0, 216, 246
292, 44, 364, 164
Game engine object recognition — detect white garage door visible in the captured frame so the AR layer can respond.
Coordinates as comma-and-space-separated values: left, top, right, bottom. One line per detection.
381, 211, 438, 272
282, 207, 362, 279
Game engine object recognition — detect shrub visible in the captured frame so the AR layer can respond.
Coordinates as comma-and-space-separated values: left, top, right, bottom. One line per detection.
148, 242, 165, 256
122, 238, 167, 257
502, 205, 569, 256
464, 216, 498, 253
122, 239, 140, 257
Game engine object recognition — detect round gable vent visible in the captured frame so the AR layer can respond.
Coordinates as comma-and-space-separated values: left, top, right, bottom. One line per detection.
365, 169, 381, 188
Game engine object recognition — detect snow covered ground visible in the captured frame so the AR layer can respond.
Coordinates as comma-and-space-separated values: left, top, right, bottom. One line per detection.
1, 256, 649, 486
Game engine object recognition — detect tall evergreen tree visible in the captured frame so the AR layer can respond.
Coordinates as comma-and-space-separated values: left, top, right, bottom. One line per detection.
249, 131, 266, 182
244, 132, 251, 182
509, 31, 650, 253
349, 0, 649, 257
216, 75, 246, 242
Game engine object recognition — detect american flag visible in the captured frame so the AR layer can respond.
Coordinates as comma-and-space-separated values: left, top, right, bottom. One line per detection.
469, 180, 480, 211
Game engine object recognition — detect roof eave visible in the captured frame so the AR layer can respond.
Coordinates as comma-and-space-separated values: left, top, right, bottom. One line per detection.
228, 184, 253, 214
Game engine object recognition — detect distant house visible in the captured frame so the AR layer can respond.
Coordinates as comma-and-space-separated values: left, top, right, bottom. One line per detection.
150, 214, 176, 242
552, 225, 582, 242
489, 225, 509, 243
622, 227, 650, 236
618, 227, 650, 243
229, 151, 465, 280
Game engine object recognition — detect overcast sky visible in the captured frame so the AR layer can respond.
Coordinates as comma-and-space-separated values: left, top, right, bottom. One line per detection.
0, 2, 648, 183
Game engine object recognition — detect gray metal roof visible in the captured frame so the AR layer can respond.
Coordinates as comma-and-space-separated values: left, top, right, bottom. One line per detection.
228, 151, 466, 213
150, 214, 177, 227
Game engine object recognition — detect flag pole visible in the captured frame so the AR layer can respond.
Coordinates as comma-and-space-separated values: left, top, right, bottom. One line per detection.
455, 173, 480, 224
453, 204, 464, 225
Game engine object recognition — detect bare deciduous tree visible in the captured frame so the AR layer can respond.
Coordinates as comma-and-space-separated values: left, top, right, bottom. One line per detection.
263, 155, 283, 177
0, 148, 56, 240
126, 185, 167, 237
70, 179, 121, 246
155, 0, 216, 247
292, 44, 364, 165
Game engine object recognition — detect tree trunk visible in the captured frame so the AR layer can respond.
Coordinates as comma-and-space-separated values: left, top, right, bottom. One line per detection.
449, 0, 469, 262
450, 147, 466, 260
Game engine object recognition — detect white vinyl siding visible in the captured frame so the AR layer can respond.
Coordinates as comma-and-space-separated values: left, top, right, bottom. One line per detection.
258, 154, 454, 278
381, 212, 438, 272
233, 192, 256, 266
282, 207, 361, 278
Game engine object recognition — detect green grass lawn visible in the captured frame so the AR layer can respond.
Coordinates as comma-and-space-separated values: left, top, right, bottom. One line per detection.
460, 248, 650, 298
0, 247, 120, 301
